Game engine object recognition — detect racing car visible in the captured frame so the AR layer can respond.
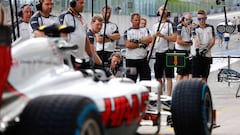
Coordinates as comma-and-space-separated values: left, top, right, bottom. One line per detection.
1, 24, 150, 135
0, 24, 214, 135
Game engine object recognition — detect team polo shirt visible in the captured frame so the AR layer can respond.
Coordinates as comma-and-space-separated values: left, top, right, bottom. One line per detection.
96, 21, 119, 52
59, 11, 89, 61
192, 24, 215, 57
151, 20, 177, 53
29, 12, 58, 33
123, 27, 150, 59
175, 23, 192, 50
14, 20, 31, 41
87, 29, 96, 46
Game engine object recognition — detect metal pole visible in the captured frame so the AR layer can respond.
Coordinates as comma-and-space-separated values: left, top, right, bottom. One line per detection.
223, 0, 228, 25
14, 0, 20, 38
9, 0, 16, 41
228, 55, 230, 86
227, 55, 230, 70
101, 0, 108, 68
148, 0, 169, 62
91, 0, 93, 17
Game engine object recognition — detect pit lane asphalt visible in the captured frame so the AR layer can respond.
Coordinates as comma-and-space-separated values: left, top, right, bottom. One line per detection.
158, 32, 240, 135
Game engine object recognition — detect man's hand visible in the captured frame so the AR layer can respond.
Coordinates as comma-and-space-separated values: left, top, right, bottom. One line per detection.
100, 34, 109, 39
185, 40, 193, 46
200, 48, 208, 56
139, 44, 147, 48
33, 30, 46, 37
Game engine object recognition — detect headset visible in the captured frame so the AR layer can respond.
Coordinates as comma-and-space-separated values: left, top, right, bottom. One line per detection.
70, 0, 77, 8
36, 0, 42, 11
156, 11, 170, 17
156, 11, 160, 16
18, 4, 34, 17
181, 17, 185, 22
181, 16, 193, 24
173, 16, 179, 24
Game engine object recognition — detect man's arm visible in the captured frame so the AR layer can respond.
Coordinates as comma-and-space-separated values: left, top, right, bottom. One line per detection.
176, 25, 192, 46
0, 6, 5, 25
85, 36, 102, 65
161, 22, 177, 42
124, 40, 139, 49
123, 30, 139, 49
108, 24, 121, 41
192, 26, 200, 49
95, 33, 112, 43
208, 25, 216, 49
176, 35, 192, 46
164, 31, 177, 42
108, 32, 121, 41
139, 35, 152, 45
30, 14, 46, 37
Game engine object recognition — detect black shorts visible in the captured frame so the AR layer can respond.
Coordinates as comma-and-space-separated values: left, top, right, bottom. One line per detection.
176, 50, 191, 75
192, 56, 212, 78
154, 52, 174, 79
126, 58, 151, 82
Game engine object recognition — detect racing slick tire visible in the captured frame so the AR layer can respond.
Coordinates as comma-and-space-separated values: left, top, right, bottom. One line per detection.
18, 95, 104, 135
171, 79, 213, 135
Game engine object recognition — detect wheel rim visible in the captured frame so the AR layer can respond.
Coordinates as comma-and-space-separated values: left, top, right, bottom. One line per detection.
80, 118, 101, 135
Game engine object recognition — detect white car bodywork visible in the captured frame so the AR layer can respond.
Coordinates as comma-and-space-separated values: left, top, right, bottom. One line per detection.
1, 31, 213, 135
2, 37, 153, 135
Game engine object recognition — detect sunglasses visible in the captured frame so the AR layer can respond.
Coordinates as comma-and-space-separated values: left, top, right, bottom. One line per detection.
185, 18, 193, 23
198, 17, 207, 21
